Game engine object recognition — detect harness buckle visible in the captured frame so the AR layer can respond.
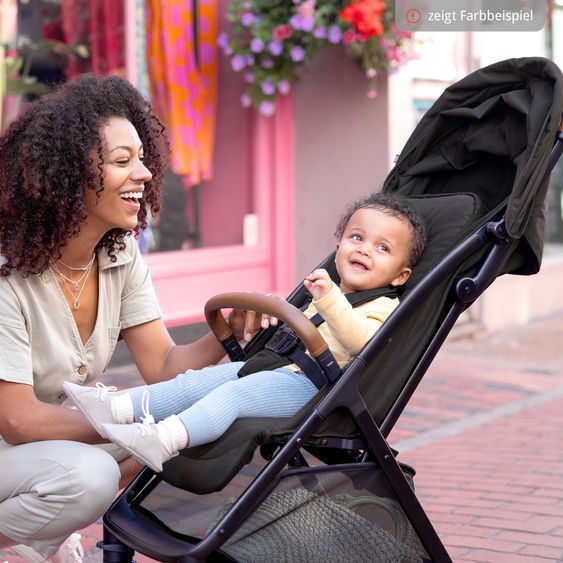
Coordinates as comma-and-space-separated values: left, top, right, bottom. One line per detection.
265, 327, 300, 355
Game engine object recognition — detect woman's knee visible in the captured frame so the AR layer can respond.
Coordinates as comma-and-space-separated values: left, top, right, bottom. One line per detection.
54, 445, 120, 523
0, 442, 120, 546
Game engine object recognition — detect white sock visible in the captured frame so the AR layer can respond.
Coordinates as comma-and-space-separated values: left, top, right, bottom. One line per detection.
157, 415, 189, 456
111, 393, 134, 424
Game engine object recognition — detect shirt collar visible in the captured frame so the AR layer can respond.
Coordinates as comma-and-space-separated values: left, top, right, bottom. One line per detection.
97, 244, 133, 271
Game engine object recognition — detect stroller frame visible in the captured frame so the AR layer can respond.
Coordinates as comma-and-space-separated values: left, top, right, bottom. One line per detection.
99, 63, 563, 562
97, 218, 527, 563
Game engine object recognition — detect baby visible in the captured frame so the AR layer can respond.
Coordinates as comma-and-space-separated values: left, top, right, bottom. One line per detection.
64, 192, 426, 472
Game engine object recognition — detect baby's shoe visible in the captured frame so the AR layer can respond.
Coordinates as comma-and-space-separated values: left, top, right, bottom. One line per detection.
102, 418, 175, 473
63, 381, 125, 438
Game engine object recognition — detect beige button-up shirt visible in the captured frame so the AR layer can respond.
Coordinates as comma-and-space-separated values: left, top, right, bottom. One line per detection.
0, 237, 161, 405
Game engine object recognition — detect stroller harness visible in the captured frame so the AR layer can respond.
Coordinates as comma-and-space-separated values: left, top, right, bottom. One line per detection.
237, 286, 399, 389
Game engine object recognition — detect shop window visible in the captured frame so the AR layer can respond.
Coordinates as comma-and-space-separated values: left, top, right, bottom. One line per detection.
5, 0, 293, 325
13, 0, 254, 253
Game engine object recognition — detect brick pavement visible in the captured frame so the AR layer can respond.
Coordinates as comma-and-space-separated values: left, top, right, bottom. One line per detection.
1, 314, 562, 562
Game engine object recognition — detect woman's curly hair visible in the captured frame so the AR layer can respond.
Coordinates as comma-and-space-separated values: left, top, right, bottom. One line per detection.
0, 74, 168, 277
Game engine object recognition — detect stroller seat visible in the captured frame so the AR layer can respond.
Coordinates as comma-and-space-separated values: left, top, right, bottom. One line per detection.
100, 57, 563, 563
160, 191, 485, 496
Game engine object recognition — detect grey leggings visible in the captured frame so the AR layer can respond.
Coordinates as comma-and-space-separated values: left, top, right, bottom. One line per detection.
128, 362, 318, 447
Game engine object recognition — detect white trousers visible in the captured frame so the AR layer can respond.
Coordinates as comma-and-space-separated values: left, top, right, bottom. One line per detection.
0, 439, 120, 555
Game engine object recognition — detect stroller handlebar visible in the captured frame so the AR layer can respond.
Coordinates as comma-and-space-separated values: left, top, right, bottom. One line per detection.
204, 292, 330, 359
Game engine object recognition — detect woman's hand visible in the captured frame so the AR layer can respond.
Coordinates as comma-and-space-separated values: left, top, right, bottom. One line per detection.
304, 268, 334, 301
228, 299, 279, 342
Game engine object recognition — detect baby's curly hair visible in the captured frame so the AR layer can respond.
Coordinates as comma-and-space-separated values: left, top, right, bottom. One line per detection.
334, 192, 427, 268
0, 74, 168, 277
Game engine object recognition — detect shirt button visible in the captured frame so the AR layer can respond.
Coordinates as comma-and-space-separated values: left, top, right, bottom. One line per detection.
78, 365, 88, 376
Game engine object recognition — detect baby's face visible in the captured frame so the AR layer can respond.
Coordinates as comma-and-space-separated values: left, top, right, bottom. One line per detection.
335, 208, 413, 294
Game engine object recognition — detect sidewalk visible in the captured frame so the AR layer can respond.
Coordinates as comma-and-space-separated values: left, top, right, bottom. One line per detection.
388, 313, 563, 562
2, 313, 562, 562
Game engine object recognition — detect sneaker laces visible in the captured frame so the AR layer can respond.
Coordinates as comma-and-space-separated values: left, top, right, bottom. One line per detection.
94, 382, 117, 401
61, 533, 84, 563
134, 390, 155, 437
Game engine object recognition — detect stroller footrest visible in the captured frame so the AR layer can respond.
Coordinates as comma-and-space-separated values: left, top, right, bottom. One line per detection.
103, 495, 200, 562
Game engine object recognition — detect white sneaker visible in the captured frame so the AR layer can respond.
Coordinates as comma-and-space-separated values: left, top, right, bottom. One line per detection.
10, 543, 46, 563
50, 533, 84, 563
10, 533, 84, 563
102, 419, 174, 473
63, 381, 118, 438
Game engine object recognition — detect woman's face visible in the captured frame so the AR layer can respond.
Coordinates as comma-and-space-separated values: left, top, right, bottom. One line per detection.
83, 116, 152, 235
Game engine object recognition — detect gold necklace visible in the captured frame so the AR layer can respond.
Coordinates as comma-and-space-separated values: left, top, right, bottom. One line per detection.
51, 257, 95, 310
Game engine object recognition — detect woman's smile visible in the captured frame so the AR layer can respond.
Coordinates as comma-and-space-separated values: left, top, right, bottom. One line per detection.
119, 191, 144, 212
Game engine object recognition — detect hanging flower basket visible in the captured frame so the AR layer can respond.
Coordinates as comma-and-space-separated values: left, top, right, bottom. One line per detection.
218, 0, 412, 116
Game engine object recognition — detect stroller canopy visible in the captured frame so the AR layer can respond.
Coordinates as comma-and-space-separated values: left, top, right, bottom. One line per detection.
384, 57, 563, 275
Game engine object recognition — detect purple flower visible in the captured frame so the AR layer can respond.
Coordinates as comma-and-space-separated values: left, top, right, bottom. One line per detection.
261, 57, 274, 69
313, 26, 327, 39
250, 38, 265, 53
278, 80, 291, 95
241, 12, 256, 27
261, 80, 276, 95
241, 93, 252, 108
290, 45, 305, 62
300, 15, 315, 32
327, 25, 342, 44
223, 46, 232, 56
217, 32, 229, 50
268, 40, 283, 56
259, 100, 276, 116
244, 72, 255, 83
289, 14, 302, 30
245, 54, 255, 65
231, 54, 246, 72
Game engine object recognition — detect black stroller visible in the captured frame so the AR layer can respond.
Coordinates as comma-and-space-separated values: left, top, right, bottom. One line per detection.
99, 57, 563, 562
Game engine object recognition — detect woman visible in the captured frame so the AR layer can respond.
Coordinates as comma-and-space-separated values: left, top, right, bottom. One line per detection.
0, 74, 262, 562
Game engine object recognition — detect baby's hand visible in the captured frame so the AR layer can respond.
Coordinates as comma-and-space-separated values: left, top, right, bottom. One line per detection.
304, 269, 333, 301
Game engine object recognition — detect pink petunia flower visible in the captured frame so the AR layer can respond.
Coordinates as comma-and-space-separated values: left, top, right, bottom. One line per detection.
343, 29, 356, 45
272, 24, 292, 41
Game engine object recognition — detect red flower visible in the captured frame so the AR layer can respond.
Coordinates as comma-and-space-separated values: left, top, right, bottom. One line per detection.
272, 24, 292, 42
340, 0, 386, 39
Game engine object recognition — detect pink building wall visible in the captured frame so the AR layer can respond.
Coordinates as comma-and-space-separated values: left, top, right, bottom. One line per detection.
292, 45, 391, 281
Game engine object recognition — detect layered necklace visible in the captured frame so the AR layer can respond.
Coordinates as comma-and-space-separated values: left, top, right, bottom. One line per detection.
50, 253, 96, 310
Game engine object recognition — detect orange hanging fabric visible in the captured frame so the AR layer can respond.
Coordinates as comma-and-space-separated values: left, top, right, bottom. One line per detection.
146, 0, 218, 186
